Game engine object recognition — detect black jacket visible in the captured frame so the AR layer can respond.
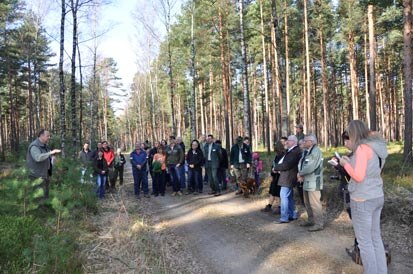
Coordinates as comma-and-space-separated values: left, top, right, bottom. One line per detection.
94, 157, 109, 175
220, 147, 229, 169
187, 148, 204, 171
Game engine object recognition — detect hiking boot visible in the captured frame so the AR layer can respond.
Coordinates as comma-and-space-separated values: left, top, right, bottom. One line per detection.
214, 192, 221, 197
308, 226, 323, 232
261, 205, 272, 212
235, 190, 243, 195
208, 191, 217, 195
300, 222, 315, 227
144, 194, 150, 198
272, 207, 281, 215
171, 192, 177, 196
177, 191, 183, 196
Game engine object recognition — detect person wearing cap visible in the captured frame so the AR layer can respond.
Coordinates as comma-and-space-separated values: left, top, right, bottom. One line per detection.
230, 136, 252, 195
295, 124, 305, 141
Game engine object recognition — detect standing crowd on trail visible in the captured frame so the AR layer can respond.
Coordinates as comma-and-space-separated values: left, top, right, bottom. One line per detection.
27, 119, 389, 274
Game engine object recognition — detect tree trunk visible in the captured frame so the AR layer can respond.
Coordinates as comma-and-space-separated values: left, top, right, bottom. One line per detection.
320, 30, 329, 147
304, 0, 312, 132
239, 0, 252, 140
219, 8, 231, 151
165, 2, 176, 136
27, 57, 34, 140
77, 37, 83, 144
348, 35, 359, 120
364, 31, 370, 127
403, 0, 413, 161
260, 0, 270, 153
190, 3, 197, 141
59, 0, 66, 156
284, 0, 290, 124
368, 4, 377, 131
70, 0, 79, 148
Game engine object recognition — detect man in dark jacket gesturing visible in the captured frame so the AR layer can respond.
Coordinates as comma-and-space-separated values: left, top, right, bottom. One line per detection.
272, 135, 301, 224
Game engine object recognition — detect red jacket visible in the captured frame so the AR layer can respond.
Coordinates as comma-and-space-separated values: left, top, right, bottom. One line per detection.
103, 148, 114, 166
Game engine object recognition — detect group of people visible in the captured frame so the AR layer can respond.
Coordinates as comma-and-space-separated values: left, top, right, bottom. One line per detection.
128, 134, 262, 199
27, 119, 388, 274
262, 125, 324, 232
77, 134, 262, 200
261, 122, 388, 274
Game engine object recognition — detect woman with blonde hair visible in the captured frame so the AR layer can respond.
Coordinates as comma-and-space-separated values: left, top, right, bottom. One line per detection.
339, 120, 388, 274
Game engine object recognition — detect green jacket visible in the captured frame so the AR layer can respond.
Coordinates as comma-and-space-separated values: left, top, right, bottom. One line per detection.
165, 144, 184, 165
229, 143, 252, 167
298, 145, 323, 191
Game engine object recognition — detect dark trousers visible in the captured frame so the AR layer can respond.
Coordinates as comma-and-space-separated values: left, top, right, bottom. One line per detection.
132, 169, 148, 196
152, 170, 166, 195
217, 168, 227, 190
297, 184, 305, 205
112, 166, 124, 187
188, 168, 202, 192
168, 165, 180, 192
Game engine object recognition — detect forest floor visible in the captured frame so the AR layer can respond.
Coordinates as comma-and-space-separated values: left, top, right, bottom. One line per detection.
80, 164, 413, 274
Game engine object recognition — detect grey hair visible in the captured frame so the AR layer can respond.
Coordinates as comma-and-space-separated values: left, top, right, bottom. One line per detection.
287, 135, 298, 144
305, 134, 318, 144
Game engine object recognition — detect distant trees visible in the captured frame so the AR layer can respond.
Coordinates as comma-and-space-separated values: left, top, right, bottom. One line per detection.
0, 0, 412, 158
123, 0, 409, 152
0, 0, 120, 157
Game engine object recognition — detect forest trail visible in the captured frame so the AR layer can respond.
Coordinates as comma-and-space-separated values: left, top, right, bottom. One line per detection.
80, 165, 412, 274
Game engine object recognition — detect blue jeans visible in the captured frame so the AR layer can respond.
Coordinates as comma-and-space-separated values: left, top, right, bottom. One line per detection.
132, 168, 148, 196
279, 186, 297, 222
168, 165, 180, 192
188, 169, 202, 192
178, 165, 186, 189
96, 174, 106, 198
351, 196, 387, 274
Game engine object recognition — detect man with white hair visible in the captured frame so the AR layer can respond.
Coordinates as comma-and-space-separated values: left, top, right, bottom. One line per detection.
272, 135, 301, 224
297, 134, 324, 232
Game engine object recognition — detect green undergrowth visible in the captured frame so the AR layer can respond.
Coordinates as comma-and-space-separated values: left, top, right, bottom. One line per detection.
0, 151, 98, 273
